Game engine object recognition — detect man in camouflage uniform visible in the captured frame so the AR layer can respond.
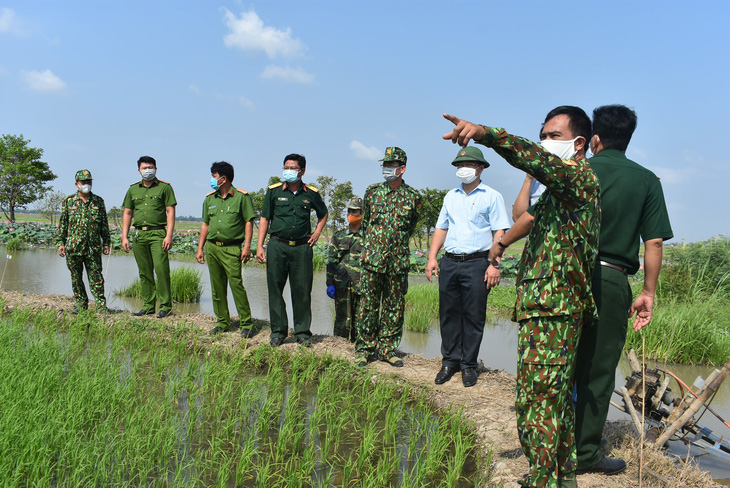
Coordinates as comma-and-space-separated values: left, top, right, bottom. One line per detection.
57, 169, 111, 313
326, 196, 364, 342
444, 107, 599, 488
356, 147, 422, 367
121, 155, 177, 318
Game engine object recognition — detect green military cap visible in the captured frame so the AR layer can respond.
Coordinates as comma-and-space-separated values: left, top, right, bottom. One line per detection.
347, 197, 363, 210
451, 146, 490, 168
75, 169, 93, 181
379, 146, 407, 164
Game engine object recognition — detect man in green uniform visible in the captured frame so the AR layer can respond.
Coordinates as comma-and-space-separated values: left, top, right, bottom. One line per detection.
257, 153, 328, 347
326, 196, 364, 342
57, 169, 111, 313
574, 105, 673, 475
196, 161, 256, 337
356, 147, 422, 368
445, 107, 599, 488
121, 156, 177, 318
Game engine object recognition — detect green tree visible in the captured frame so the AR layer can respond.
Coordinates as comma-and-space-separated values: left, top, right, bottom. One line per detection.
0, 134, 57, 222
416, 187, 448, 248
329, 180, 354, 232
34, 188, 66, 226
314, 175, 336, 239
107, 206, 123, 227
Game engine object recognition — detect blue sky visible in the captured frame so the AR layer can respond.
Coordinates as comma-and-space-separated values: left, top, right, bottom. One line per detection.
1, 1, 728, 241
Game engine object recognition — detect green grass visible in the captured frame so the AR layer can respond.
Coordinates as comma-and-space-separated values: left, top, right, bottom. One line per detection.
625, 236, 730, 365
115, 266, 203, 302
0, 305, 487, 487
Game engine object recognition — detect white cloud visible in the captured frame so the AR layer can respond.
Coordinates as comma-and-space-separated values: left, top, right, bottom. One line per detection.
188, 84, 202, 95
222, 9, 306, 59
261, 65, 314, 84
646, 165, 692, 185
350, 141, 382, 161
21, 69, 66, 91
237, 96, 254, 109
0, 8, 17, 33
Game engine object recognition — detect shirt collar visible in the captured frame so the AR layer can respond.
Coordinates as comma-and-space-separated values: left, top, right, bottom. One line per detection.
138, 178, 159, 187
282, 182, 307, 192
455, 182, 487, 195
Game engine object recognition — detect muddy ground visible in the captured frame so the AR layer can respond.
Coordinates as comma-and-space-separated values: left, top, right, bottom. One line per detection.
1, 290, 721, 488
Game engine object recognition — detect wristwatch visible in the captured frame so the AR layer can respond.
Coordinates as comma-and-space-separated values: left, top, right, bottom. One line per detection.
497, 237, 508, 249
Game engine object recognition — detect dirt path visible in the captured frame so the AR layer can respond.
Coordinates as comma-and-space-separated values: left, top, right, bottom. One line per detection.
1, 290, 720, 488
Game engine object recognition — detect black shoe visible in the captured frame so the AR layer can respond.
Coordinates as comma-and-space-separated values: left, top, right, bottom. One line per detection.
241, 327, 255, 339
576, 456, 627, 476
132, 309, 155, 316
156, 310, 170, 319
355, 356, 368, 368
435, 366, 459, 385
297, 337, 312, 348
462, 368, 478, 387
270, 337, 284, 347
210, 326, 228, 336
71, 306, 84, 314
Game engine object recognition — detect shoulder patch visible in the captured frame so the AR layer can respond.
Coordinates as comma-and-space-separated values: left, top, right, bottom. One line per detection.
158, 179, 171, 185
130, 181, 141, 186
268, 182, 283, 189
307, 185, 319, 193
235, 188, 249, 195
205, 190, 216, 196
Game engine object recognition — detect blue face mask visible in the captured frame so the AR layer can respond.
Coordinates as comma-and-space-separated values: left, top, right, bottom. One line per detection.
210, 177, 222, 191
282, 169, 300, 183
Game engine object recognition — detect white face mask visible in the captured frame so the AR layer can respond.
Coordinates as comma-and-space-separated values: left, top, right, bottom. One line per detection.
140, 168, 156, 181
382, 166, 399, 182
540, 137, 579, 160
78, 184, 91, 194
455, 167, 478, 184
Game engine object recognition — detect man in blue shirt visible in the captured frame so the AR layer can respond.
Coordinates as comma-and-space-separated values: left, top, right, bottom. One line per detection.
426, 146, 510, 387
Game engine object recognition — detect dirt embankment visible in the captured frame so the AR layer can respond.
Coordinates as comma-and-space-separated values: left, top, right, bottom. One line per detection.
1, 290, 721, 488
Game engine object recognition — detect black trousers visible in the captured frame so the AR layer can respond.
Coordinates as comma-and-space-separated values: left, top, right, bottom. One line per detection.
438, 255, 489, 370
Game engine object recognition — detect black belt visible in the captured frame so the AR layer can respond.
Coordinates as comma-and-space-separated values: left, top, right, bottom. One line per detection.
599, 260, 627, 274
136, 225, 166, 231
270, 235, 310, 246
445, 251, 490, 262
208, 239, 243, 247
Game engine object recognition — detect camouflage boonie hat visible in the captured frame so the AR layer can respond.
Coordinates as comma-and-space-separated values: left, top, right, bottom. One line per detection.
451, 146, 490, 168
347, 197, 363, 210
75, 169, 93, 181
379, 147, 407, 164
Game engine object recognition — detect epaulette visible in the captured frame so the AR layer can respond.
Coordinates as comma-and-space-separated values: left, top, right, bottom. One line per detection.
130, 181, 141, 186
307, 185, 319, 193
235, 188, 249, 195
268, 182, 283, 189
206, 190, 216, 196
158, 179, 171, 185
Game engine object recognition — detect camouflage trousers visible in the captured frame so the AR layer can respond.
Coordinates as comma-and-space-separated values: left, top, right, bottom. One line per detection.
355, 269, 407, 359
333, 286, 360, 342
516, 315, 583, 488
66, 251, 106, 310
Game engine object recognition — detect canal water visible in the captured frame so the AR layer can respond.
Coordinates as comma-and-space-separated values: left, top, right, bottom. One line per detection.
1, 248, 729, 483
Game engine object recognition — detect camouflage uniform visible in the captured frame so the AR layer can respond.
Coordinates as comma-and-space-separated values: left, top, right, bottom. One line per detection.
326, 221, 364, 342
357, 148, 422, 360
477, 126, 600, 488
57, 170, 111, 311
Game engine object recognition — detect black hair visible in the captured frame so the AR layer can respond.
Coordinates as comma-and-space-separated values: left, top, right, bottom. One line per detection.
542, 106, 592, 145
283, 153, 306, 170
592, 104, 637, 152
211, 161, 234, 183
137, 156, 156, 169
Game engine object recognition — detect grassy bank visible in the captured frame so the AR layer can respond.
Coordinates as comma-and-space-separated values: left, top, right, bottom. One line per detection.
0, 305, 487, 487
625, 236, 730, 365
